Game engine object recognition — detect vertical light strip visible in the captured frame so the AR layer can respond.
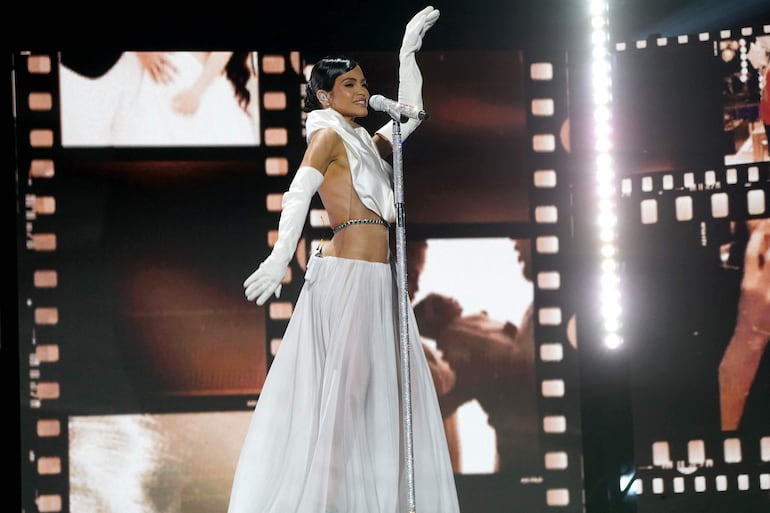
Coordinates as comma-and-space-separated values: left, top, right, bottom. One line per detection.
590, 0, 622, 349
738, 38, 748, 83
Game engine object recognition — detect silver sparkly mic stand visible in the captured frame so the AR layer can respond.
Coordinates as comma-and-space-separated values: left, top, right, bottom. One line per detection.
390, 116, 416, 513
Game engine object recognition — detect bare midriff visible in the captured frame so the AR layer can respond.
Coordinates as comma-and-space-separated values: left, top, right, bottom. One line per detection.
321, 222, 390, 262
317, 163, 391, 263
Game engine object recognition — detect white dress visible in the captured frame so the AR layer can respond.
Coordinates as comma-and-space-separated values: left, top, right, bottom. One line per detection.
226, 109, 460, 513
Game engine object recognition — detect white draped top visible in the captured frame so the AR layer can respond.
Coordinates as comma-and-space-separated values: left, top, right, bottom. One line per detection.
305, 108, 396, 224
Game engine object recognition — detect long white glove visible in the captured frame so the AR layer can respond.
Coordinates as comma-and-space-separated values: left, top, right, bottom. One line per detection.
244, 166, 324, 305
376, 5, 440, 146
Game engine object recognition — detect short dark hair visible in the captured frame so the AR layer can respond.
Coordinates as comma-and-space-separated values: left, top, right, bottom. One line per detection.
303, 56, 359, 113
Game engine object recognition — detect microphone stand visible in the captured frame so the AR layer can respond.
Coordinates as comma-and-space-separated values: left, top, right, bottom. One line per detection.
390, 115, 416, 513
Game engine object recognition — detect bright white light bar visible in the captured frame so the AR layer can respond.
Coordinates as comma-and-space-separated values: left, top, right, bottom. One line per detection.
589, 0, 623, 349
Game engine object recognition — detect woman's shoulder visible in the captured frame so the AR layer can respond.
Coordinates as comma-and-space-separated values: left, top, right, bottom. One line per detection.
308, 126, 343, 146
305, 127, 345, 163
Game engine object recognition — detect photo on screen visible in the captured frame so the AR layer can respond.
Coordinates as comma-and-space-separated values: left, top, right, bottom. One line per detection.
400, 231, 582, 511
58, 51, 262, 147
51, 157, 270, 411
613, 41, 727, 176
620, 213, 770, 462
407, 237, 537, 476
720, 34, 770, 165
69, 412, 253, 513
613, 30, 770, 178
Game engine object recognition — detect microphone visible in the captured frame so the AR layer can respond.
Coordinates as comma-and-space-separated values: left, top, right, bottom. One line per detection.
369, 94, 428, 121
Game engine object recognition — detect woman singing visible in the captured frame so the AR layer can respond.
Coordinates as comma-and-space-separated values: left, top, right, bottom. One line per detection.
226, 6, 460, 513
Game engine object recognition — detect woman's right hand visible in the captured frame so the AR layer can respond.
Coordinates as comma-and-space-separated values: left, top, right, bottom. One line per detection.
243, 256, 286, 305
400, 6, 440, 59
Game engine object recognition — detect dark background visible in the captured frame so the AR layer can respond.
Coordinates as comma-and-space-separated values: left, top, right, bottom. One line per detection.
8, 0, 770, 51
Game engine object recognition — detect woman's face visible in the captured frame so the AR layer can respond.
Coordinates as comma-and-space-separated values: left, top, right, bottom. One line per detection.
325, 65, 369, 121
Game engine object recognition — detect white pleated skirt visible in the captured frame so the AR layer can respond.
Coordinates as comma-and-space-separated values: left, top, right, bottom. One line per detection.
227, 254, 460, 513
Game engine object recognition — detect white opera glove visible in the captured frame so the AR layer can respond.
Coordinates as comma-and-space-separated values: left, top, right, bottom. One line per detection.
244, 166, 325, 305
376, 5, 440, 145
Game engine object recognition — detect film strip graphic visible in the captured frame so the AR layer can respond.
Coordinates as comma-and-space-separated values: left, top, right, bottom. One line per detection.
618, 162, 770, 501
255, 51, 307, 368
620, 163, 770, 225
12, 50, 305, 513
615, 22, 770, 54
613, 18, 770, 505
523, 49, 584, 512
14, 51, 68, 513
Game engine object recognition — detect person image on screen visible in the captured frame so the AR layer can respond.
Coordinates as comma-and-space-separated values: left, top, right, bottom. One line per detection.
405, 240, 463, 470
60, 51, 258, 146
718, 218, 770, 431
110, 51, 258, 146
416, 238, 539, 474
60, 51, 177, 146
225, 6, 460, 513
